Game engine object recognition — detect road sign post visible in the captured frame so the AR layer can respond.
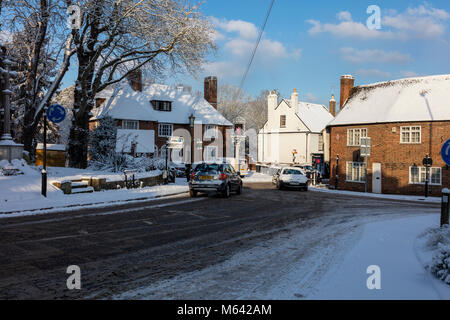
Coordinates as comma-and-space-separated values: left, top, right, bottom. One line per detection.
441, 188, 450, 227
41, 104, 66, 197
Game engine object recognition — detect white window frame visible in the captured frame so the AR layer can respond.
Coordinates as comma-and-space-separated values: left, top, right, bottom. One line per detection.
409, 166, 442, 185
205, 146, 218, 162
347, 128, 367, 146
400, 126, 421, 144
346, 161, 366, 183
122, 120, 139, 130
158, 123, 173, 137
204, 125, 218, 139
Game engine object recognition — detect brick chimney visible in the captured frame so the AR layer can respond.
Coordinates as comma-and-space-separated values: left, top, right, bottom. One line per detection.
340, 75, 354, 110
204, 76, 217, 109
127, 69, 143, 92
329, 94, 336, 117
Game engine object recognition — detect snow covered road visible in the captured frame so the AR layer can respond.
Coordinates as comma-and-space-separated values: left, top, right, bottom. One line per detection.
0, 181, 444, 299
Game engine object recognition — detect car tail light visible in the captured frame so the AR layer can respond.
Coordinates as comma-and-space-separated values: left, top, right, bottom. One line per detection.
219, 173, 227, 180
190, 172, 195, 180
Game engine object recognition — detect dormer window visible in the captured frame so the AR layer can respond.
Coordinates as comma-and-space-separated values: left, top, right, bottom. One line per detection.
151, 100, 172, 112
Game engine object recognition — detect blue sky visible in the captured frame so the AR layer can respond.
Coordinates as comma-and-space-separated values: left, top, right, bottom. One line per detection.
62, 0, 450, 106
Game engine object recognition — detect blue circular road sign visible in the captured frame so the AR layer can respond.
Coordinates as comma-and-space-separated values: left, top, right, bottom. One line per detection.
441, 139, 450, 166
47, 104, 66, 124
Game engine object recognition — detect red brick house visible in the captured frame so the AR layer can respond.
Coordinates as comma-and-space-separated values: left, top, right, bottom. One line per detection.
90, 75, 233, 164
327, 74, 450, 196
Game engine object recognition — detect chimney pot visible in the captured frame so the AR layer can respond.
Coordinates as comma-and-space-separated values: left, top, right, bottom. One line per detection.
127, 69, 143, 92
329, 94, 336, 117
204, 76, 218, 109
340, 75, 354, 111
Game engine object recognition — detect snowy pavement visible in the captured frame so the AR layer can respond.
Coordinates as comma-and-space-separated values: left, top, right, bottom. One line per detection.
309, 214, 449, 300
310, 185, 442, 203
0, 164, 189, 216
116, 210, 447, 300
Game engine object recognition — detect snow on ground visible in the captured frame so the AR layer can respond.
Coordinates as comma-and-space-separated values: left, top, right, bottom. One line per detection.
0, 164, 188, 216
47, 166, 161, 183
115, 206, 446, 300
310, 185, 442, 203
309, 214, 449, 300
242, 172, 273, 183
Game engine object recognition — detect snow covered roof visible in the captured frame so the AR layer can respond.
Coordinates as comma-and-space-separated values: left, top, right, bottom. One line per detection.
116, 129, 155, 154
92, 83, 233, 126
329, 74, 450, 127
283, 99, 334, 133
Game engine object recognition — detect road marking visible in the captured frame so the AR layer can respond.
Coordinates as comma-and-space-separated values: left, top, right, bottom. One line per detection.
143, 221, 153, 226
187, 212, 207, 220
0, 198, 206, 228
98, 198, 205, 216
0, 192, 190, 218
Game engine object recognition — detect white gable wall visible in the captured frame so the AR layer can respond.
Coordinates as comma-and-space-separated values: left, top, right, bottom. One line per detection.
258, 97, 324, 164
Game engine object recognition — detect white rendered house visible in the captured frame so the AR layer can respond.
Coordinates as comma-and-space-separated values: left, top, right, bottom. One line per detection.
258, 89, 334, 167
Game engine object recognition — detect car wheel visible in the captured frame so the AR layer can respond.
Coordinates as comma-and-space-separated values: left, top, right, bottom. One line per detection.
304, 186, 308, 192
236, 183, 242, 195
189, 190, 197, 197
277, 181, 283, 190
223, 184, 231, 198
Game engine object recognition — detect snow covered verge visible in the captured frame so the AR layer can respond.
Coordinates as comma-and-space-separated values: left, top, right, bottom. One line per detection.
114, 213, 449, 300
310, 185, 442, 203
417, 225, 450, 286
0, 161, 188, 216
310, 214, 450, 299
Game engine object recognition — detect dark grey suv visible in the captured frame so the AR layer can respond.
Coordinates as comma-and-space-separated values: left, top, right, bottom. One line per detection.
189, 163, 243, 198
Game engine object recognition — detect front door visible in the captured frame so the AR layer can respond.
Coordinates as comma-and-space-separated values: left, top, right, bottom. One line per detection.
372, 163, 382, 194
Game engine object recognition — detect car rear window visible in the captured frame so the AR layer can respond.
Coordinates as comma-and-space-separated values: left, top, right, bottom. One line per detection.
283, 169, 303, 175
195, 164, 222, 172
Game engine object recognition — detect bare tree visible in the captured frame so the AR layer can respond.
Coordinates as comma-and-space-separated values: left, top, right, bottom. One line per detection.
218, 85, 269, 131
66, 0, 216, 168
217, 84, 251, 125
2, 0, 76, 157
246, 89, 270, 131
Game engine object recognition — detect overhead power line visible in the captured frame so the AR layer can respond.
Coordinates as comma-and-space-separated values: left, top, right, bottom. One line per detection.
236, 0, 275, 97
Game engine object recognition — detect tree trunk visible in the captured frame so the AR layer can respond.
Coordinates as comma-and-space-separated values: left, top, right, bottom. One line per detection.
68, 112, 90, 169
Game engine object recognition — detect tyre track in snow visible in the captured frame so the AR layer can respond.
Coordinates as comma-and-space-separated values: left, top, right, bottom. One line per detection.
0, 182, 438, 299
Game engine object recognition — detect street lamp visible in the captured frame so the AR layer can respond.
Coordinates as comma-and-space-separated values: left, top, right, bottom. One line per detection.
189, 114, 195, 172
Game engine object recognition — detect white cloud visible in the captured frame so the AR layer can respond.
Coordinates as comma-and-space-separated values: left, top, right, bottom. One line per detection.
205, 17, 301, 80
307, 14, 394, 40
337, 11, 352, 22
211, 18, 258, 39
307, 5, 450, 40
340, 47, 411, 64
224, 39, 254, 57
305, 92, 318, 102
383, 4, 450, 39
355, 69, 391, 78
203, 61, 245, 78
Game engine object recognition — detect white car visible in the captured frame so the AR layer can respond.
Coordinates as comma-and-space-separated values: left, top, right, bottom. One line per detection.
276, 167, 309, 191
